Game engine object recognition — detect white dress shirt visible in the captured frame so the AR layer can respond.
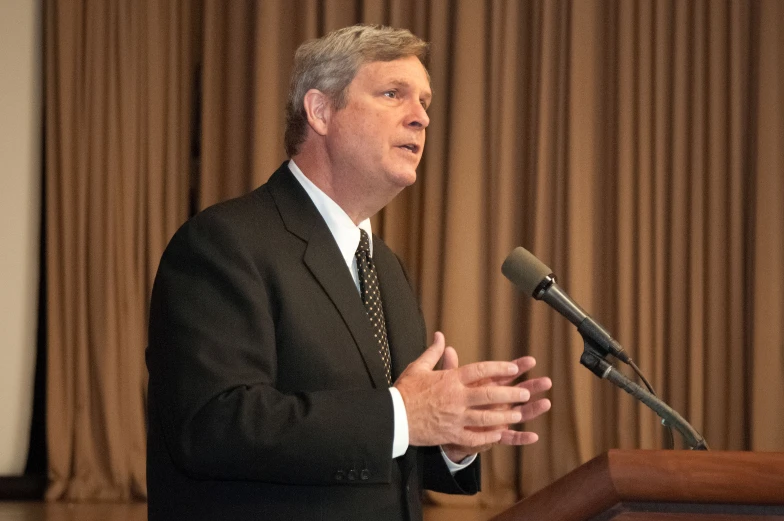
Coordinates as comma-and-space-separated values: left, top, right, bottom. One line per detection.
288, 160, 475, 472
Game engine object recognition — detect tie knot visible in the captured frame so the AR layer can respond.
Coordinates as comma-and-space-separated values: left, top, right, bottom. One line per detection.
356, 229, 371, 258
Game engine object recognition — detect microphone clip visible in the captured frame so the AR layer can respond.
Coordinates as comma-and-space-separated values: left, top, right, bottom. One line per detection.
577, 318, 632, 364
579, 341, 614, 379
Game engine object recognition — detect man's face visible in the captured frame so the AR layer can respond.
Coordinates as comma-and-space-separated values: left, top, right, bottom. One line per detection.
325, 55, 432, 198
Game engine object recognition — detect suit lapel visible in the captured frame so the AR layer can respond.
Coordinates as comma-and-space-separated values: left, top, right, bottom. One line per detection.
302, 229, 390, 388
266, 164, 389, 388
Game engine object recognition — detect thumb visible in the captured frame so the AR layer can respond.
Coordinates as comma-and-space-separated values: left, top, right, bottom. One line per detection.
413, 331, 446, 371
442, 346, 459, 371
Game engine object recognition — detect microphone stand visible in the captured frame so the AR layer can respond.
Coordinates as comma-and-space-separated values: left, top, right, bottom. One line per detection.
579, 341, 710, 451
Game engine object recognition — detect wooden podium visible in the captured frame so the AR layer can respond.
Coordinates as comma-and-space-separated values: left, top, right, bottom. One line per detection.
489, 450, 784, 521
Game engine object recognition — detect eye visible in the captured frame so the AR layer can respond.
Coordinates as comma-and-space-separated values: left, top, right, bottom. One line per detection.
384, 90, 398, 99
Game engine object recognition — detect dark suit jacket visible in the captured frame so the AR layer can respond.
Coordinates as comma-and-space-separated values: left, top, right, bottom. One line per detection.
146, 163, 480, 521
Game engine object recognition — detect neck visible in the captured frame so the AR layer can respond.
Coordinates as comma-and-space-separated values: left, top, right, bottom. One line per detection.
292, 147, 394, 225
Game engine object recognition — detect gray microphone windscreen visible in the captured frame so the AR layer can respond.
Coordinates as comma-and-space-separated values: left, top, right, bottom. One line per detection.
501, 247, 553, 296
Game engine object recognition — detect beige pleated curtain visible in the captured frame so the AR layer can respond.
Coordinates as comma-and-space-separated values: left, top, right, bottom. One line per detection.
44, 0, 784, 508
44, 0, 195, 500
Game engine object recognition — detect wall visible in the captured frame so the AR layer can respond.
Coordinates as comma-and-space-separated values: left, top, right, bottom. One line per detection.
0, 0, 42, 475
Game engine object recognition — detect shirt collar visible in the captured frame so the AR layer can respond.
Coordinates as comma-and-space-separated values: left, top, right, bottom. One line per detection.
288, 159, 373, 265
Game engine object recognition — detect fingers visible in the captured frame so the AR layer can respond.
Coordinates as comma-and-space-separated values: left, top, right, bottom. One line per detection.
499, 430, 539, 445
508, 356, 536, 380
518, 376, 553, 396
402, 340, 552, 449
461, 398, 550, 427
465, 385, 530, 407
519, 398, 551, 422
463, 408, 523, 427
458, 430, 503, 447
412, 332, 446, 370
458, 360, 520, 385
466, 356, 538, 387
460, 398, 551, 430
455, 428, 540, 449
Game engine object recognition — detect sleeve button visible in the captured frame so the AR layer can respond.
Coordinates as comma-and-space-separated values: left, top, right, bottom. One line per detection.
360, 469, 370, 480
347, 470, 358, 481
334, 470, 345, 481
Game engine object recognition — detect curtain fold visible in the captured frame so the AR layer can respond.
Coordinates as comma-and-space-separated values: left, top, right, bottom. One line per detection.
44, 0, 194, 500
751, 0, 784, 452
44, 0, 784, 508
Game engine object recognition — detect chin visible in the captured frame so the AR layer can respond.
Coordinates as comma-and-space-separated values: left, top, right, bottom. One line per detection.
387, 166, 418, 188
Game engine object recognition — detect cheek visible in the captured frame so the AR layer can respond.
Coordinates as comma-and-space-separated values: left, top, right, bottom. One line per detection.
359, 111, 386, 138
356, 114, 389, 152
333, 108, 393, 161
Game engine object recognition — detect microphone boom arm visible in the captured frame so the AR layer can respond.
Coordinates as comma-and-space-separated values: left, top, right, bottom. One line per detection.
580, 345, 709, 451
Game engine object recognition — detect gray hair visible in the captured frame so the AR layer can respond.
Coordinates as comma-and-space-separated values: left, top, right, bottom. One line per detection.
284, 24, 429, 157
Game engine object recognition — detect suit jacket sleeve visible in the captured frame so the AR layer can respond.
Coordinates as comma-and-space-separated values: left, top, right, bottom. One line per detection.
147, 206, 396, 486
421, 448, 480, 494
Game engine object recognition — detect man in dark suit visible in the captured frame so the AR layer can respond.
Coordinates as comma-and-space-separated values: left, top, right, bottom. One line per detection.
146, 25, 552, 521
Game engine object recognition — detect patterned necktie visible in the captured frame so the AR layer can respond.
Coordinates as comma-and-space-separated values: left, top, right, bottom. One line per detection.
355, 229, 393, 385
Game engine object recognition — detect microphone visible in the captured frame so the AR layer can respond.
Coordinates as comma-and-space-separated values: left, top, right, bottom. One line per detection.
501, 246, 709, 450
501, 247, 631, 364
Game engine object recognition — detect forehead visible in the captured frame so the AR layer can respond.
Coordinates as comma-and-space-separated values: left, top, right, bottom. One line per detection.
352, 56, 432, 93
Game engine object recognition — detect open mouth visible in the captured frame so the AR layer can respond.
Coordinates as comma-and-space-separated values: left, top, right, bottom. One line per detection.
398, 144, 420, 154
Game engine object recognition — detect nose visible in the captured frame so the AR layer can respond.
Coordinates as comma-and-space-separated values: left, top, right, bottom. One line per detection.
406, 99, 430, 130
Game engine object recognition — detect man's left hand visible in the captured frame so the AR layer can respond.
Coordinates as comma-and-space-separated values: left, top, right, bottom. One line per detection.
440, 346, 552, 464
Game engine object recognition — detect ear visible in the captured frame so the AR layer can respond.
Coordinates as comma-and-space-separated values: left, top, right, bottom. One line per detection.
302, 89, 331, 136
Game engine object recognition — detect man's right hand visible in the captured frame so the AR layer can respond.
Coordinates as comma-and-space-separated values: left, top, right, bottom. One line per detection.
394, 332, 535, 449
